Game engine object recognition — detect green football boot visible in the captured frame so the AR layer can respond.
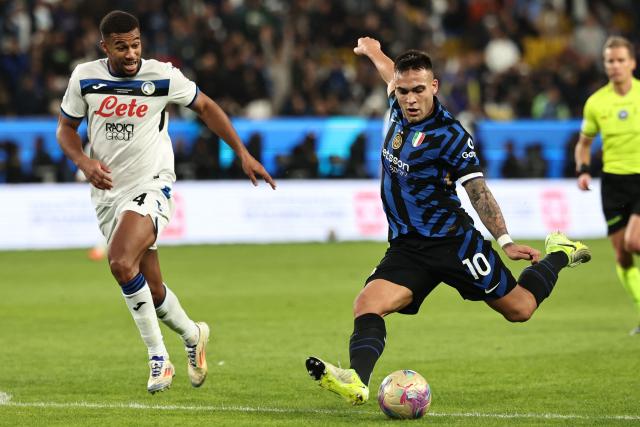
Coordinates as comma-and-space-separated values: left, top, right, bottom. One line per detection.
306, 356, 369, 405
545, 231, 591, 268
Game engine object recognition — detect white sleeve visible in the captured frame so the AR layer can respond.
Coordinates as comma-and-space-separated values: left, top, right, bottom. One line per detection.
60, 66, 87, 120
168, 65, 198, 107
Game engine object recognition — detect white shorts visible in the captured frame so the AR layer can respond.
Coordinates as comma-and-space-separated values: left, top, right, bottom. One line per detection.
95, 182, 174, 250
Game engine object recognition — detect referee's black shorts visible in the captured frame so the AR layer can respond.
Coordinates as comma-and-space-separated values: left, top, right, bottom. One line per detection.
365, 229, 517, 314
601, 172, 640, 235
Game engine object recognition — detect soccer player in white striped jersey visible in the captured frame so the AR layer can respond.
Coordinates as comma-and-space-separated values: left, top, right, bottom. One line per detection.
56, 10, 276, 394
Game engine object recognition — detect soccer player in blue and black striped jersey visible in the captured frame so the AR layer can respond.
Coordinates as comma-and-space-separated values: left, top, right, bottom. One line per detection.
306, 37, 592, 406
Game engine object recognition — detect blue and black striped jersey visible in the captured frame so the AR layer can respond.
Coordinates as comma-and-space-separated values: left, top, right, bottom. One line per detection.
381, 94, 483, 240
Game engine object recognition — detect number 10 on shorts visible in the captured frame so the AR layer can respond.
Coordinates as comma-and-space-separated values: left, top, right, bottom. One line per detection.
462, 253, 491, 280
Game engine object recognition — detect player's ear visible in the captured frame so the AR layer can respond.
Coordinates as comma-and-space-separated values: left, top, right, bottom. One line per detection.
99, 39, 108, 55
432, 78, 439, 95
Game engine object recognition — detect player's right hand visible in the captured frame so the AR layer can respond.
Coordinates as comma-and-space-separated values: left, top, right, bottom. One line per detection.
577, 173, 591, 191
354, 37, 381, 56
503, 243, 540, 264
79, 157, 112, 190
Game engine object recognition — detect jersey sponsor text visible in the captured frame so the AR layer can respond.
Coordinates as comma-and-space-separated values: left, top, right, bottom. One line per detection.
95, 96, 149, 118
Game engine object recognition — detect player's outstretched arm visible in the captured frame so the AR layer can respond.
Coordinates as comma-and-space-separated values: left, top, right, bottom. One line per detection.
575, 133, 594, 191
189, 93, 276, 189
463, 178, 540, 263
353, 37, 395, 95
56, 115, 112, 190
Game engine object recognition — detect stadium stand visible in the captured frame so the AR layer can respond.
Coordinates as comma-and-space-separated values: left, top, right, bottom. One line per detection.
0, 0, 634, 181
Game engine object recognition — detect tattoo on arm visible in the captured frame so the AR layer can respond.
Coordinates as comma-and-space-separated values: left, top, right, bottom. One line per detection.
463, 178, 508, 238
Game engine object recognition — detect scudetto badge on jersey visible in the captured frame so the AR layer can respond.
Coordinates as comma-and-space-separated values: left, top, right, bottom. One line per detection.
392, 133, 403, 149
141, 81, 156, 95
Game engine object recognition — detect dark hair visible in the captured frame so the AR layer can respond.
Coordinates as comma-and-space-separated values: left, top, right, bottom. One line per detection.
394, 50, 433, 73
99, 10, 140, 38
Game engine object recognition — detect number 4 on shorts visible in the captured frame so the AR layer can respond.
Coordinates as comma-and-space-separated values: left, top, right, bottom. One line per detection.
133, 193, 147, 206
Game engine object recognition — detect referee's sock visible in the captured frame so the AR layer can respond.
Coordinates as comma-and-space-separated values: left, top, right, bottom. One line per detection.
616, 265, 640, 316
349, 313, 386, 386
518, 252, 568, 306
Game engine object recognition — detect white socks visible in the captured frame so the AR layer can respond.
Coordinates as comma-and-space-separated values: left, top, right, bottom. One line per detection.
155, 284, 199, 346
122, 278, 167, 358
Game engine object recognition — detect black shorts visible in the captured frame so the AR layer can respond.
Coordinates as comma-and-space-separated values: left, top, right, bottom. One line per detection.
365, 229, 517, 315
601, 173, 640, 235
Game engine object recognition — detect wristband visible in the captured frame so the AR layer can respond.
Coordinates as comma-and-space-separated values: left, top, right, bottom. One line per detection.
497, 234, 513, 248
577, 164, 590, 175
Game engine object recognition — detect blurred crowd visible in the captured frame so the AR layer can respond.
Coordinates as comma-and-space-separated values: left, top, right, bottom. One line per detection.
0, 0, 630, 182
2, 0, 639, 121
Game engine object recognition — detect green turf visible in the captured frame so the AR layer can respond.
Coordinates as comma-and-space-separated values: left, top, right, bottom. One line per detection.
0, 239, 638, 426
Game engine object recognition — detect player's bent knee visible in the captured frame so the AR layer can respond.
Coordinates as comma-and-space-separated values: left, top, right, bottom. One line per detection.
623, 240, 640, 254
503, 308, 533, 323
353, 290, 391, 317
109, 257, 138, 284
353, 283, 412, 317
502, 299, 536, 322
353, 292, 382, 317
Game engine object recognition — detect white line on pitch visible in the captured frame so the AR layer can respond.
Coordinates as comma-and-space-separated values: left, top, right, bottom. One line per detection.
0, 396, 639, 421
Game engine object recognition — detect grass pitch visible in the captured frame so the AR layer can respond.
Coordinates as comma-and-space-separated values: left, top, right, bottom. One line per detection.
0, 239, 639, 426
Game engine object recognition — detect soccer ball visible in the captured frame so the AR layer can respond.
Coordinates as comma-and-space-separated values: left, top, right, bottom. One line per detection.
377, 369, 432, 419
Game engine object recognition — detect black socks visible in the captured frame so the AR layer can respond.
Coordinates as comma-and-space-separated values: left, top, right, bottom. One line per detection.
518, 252, 568, 305
349, 313, 386, 385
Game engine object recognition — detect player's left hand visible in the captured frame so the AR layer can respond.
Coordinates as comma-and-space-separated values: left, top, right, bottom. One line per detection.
241, 153, 276, 189
502, 243, 540, 264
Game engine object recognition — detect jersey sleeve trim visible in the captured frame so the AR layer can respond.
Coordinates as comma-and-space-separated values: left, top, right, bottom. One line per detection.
60, 107, 84, 121
458, 171, 483, 184
186, 86, 200, 108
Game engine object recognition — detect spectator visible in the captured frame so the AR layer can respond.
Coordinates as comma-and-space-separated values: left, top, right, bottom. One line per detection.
191, 133, 220, 180
31, 135, 55, 182
522, 144, 548, 178
531, 86, 570, 119
174, 138, 196, 180
344, 133, 370, 179
2, 141, 25, 183
501, 141, 522, 178
280, 132, 318, 179
226, 132, 263, 179
562, 132, 580, 178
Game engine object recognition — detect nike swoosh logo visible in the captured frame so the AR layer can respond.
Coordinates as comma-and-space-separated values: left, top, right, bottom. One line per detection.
556, 243, 576, 249
133, 301, 146, 311
92, 83, 107, 89
485, 282, 500, 294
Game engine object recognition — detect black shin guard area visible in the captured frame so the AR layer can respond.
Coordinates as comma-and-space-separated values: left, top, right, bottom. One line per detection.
349, 313, 386, 385
518, 253, 565, 305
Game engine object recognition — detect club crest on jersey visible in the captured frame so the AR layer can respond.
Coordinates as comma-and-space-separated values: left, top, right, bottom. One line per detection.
392, 133, 403, 149
141, 81, 156, 95
618, 109, 628, 120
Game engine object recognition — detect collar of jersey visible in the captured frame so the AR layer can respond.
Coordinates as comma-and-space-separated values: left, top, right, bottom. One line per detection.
106, 58, 143, 78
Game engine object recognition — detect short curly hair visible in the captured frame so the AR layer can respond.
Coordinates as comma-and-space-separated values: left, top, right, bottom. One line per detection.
99, 10, 140, 38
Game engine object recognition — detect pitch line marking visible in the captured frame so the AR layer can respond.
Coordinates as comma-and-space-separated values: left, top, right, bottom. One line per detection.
0, 396, 638, 421
0, 392, 11, 405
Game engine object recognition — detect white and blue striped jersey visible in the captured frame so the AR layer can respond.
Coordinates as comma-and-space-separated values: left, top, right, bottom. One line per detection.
60, 58, 198, 206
